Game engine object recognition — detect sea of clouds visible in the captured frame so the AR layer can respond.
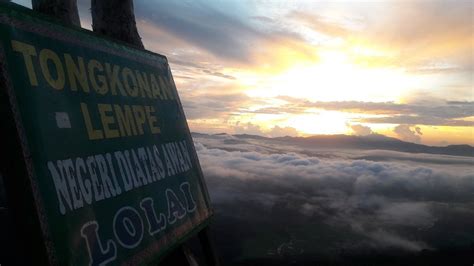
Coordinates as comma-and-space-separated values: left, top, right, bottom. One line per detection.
193, 134, 474, 262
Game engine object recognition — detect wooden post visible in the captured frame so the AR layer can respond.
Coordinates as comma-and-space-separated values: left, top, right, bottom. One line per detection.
198, 227, 221, 266
91, 0, 144, 48
32, 0, 80, 26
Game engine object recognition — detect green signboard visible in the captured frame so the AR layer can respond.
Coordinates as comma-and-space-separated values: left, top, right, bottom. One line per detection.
0, 3, 212, 265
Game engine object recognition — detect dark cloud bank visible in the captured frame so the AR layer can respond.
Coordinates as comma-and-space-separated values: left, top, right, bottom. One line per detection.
193, 133, 474, 265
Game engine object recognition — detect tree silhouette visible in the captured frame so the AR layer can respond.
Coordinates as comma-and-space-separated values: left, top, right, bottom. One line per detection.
32, 0, 80, 26
91, 0, 144, 48
32, 0, 143, 48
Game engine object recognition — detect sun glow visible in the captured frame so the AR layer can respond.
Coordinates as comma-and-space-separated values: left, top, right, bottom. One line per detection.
246, 49, 414, 103
240, 48, 418, 135
154, 1, 473, 146
287, 110, 350, 135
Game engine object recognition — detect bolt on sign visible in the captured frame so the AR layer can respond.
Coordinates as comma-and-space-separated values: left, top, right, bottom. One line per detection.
0, 3, 212, 265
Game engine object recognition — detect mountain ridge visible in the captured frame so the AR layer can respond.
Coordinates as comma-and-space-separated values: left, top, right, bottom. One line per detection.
191, 132, 474, 157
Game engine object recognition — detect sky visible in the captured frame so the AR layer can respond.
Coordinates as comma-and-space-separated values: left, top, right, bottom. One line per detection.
14, 0, 474, 145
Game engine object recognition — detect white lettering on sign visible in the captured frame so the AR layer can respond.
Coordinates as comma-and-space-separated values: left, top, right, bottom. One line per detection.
47, 140, 193, 215
80, 182, 196, 266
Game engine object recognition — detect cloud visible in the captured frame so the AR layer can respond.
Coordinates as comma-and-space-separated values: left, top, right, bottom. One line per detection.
287, 11, 352, 38
368, 1, 473, 70
234, 122, 263, 136
202, 69, 236, 80
362, 229, 431, 252
250, 16, 274, 23
194, 134, 474, 261
233, 122, 299, 137
360, 116, 474, 127
278, 97, 474, 119
267, 125, 299, 137
394, 125, 423, 143
349, 124, 373, 136
270, 97, 474, 127
290, 1, 473, 72
135, 0, 258, 62
181, 91, 253, 120
133, 0, 317, 67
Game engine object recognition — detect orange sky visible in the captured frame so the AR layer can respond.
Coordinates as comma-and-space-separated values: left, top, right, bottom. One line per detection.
15, 0, 474, 145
